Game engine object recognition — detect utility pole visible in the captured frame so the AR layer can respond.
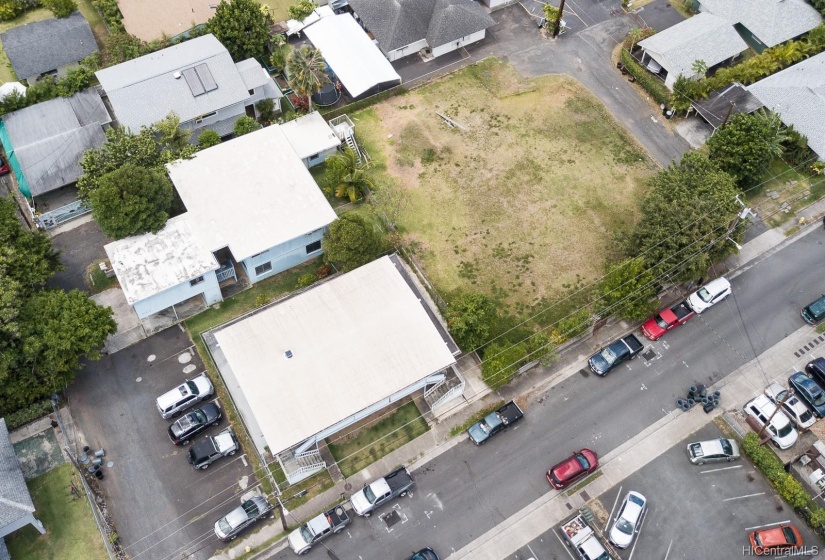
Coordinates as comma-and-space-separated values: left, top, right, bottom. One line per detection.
757, 389, 793, 440
276, 496, 289, 531
719, 101, 735, 128
553, 0, 566, 39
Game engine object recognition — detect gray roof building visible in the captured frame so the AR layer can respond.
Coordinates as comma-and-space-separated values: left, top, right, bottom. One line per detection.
747, 52, 825, 160
95, 34, 276, 133
0, 12, 98, 81
692, 83, 763, 129
1, 88, 111, 198
348, 0, 495, 55
0, 419, 45, 541
699, 0, 821, 50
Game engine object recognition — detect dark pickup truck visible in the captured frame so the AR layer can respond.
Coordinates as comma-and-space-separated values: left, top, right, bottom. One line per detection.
467, 401, 524, 445
350, 466, 414, 516
588, 334, 644, 376
641, 300, 695, 341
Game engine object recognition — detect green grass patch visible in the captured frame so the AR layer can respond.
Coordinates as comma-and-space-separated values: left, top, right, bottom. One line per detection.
266, 466, 335, 510
747, 158, 816, 228
450, 400, 505, 437
76, 0, 108, 46
258, 0, 292, 23
328, 401, 430, 477
5, 463, 108, 560
0, 9, 54, 83
85, 260, 119, 294
565, 470, 604, 497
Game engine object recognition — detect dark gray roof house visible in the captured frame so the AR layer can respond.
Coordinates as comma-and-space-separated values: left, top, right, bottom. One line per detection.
0, 12, 98, 82
0, 419, 45, 545
348, 0, 496, 61
692, 83, 763, 130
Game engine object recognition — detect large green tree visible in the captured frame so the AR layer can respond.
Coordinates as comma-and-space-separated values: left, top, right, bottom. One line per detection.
286, 45, 327, 111
206, 0, 270, 62
596, 257, 659, 321
288, 0, 315, 20
627, 152, 742, 282
322, 213, 386, 271
88, 163, 174, 239
445, 291, 498, 351
707, 110, 787, 189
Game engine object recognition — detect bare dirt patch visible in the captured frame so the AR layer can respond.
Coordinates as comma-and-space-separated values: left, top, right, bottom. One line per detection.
355, 58, 656, 314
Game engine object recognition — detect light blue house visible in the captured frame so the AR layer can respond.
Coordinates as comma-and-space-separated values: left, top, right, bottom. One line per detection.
105, 124, 337, 320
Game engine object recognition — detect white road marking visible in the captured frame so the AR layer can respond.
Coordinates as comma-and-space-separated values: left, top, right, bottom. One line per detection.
640, 383, 648, 391
553, 529, 577, 559
526, 544, 540, 559
700, 465, 742, 474
663, 539, 673, 560
724, 492, 765, 501
605, 486, 622, 532
683, 361, 689, 368
746, 519, 792, 531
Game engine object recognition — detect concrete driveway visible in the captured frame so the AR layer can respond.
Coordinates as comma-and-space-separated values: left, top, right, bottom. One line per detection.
67, 327, 256, 560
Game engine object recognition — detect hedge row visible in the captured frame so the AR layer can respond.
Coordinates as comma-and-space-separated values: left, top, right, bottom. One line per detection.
4, 400, 53, 430
620, 49, 671, 107
322, 86, 408, 120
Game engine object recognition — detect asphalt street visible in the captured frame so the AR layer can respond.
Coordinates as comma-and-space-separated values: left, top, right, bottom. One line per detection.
264, 228, 825, 559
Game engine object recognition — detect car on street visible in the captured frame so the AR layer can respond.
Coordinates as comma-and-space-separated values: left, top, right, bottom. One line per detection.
805, 357, 825, 388
686, 277, 731, 314
744, 395, 798, 449
187, 428, 239, 470
788, 372, 825, 417
214, 496, 273, 541
168, 402, 222, 445
641, 301, 694, 341
156, 372, 214, 419
0, 155, 10, 176
608, 491, 647, 549
764, 383, 815, 430
405, 549, 439, 560
588, 334, 644, 376
749, 524, 803, 555
547, 449, 598, 489
686, 438, 740, 465
802, 294, 825, 325
467, 400, 524, 445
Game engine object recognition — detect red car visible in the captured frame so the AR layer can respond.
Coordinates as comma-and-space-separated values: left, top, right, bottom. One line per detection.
749, 524, 802, 555
546, 449, 599, 489
641, 301, 694, 341
0, 155, 9, 176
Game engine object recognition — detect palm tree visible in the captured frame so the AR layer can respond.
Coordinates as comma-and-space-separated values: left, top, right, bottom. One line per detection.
328, 147, 374, 202
285, 46, 328, 112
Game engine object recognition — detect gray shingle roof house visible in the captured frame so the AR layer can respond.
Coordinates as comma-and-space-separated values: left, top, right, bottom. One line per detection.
692, 83, 763, 130
699, 0, 822, 52
747, 52, 825, 160
0, 88, 112, 199
637, 12, 748, 89
0, 419, 45, 543
0, 12, 98, 82
348, 0, 496, 61
95, 34, 282, 138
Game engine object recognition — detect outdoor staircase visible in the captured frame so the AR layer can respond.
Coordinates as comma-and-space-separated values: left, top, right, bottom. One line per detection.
423, 368, 465, 411
329, 114, 364, 165
344, 132, 361, 165
278, 448, 326, 485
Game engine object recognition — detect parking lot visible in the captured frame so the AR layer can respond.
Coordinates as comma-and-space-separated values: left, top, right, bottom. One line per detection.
67, 327, 256, 560
505, 423, 818, 560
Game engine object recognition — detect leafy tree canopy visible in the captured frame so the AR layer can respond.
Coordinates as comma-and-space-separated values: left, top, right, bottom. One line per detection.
198, 129, 222, 149
445, 291, 498, 351
0, 197, 61, 291
288, 0, 316, 20
322, 213, 386, 271
233, 115, 261, 137
707, 110, 787, 189
627, 152, 742, 282
88, 163, 174, 239
326, 147, 374, 202
596, 257, 659, 321
286, 45, 327, 111
43, 0, 77, 18
206, 0, 270, 62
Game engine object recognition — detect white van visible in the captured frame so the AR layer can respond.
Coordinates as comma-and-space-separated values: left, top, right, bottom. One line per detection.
156, 373, 214, 419
687, 277, 731, 314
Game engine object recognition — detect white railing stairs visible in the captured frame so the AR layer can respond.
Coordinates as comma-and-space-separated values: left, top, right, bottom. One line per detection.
278, 448, 326, 485
424, 368, 465, 411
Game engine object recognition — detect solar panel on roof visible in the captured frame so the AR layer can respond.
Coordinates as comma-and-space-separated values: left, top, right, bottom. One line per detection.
182, 67, 205, 96
195, 64, 218, 93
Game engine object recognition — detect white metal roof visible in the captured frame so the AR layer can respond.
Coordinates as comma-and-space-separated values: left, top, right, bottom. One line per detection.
304, 14, 401, 98
279, 112, 340, 160
213, 256, 457, 454
166, 125, 337, 261
104, 215, 219, 304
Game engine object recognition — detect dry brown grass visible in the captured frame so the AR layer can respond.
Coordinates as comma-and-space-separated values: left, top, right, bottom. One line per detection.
354, 58, 656, 312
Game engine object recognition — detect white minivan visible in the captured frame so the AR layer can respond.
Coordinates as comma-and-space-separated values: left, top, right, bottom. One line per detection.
687, 277, 731, 314
744, 394, 798, 450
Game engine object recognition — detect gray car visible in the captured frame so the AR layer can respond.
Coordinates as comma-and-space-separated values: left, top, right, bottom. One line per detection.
214, 496, 272, 541
686, 438, 740, 465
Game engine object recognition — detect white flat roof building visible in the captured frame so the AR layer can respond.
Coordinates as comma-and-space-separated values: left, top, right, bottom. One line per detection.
104, 215, 218, 305
213, 255, 457, 454
167, 124, 337, 262
279, 112, 341, 161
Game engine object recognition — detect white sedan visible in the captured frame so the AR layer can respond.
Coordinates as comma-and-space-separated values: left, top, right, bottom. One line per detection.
609, 491, 647, 549
765, 382, 816, 430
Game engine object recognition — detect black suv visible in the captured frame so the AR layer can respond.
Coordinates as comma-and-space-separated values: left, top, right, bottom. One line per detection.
187, 428, 239, 470
806, 358, 825, 388
168, 402, 222, 445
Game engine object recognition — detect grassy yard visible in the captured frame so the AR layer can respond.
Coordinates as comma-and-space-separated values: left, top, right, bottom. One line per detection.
258, 0, 292, 22
0, 9, 54, 83
353, 58, 655, 320
746, 159, 825, 228
5, 463, 107, 560
75, 0, 109, 47
327, 401, 430, 477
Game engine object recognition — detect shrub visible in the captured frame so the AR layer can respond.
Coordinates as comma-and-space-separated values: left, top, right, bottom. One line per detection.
43, 0, 76, 17
620, 49, 671, 106
233, 115, 261, 136
4, 400, 53, 430
0, 0, 37, 21
92, 0, 124, 31
741, 432, 820, 511
622, 27, 655, 51
445, 292, 498, 351
198, 129, 221, 149
316, 263, 332, 278
553, 308, 593, 343
297, 273, 316, 288
481, 340, 530, 389
255, 294, 272, 307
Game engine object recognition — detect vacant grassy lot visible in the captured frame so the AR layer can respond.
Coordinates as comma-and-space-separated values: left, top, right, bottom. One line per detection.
747, 159, 825, 228
328, 401, 429, 477
5, 463, 107, 560
354, 58, 655, 316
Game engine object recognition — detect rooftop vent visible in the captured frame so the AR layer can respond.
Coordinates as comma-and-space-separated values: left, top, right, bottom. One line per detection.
173, 71, 182, 79
285, 350, 294, 359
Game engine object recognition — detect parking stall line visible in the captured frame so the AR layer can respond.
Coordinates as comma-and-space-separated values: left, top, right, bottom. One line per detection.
700, 465, 742, 474
745, 520, 792, 531
723, 492, 766, 501
605, 486, 622, 532
526, 544, 541, 559
663, 539, 673, 560
553, 529, 578, 560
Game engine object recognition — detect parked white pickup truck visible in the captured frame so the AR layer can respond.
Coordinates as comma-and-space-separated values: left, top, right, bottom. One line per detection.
560, 515, 610, 560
